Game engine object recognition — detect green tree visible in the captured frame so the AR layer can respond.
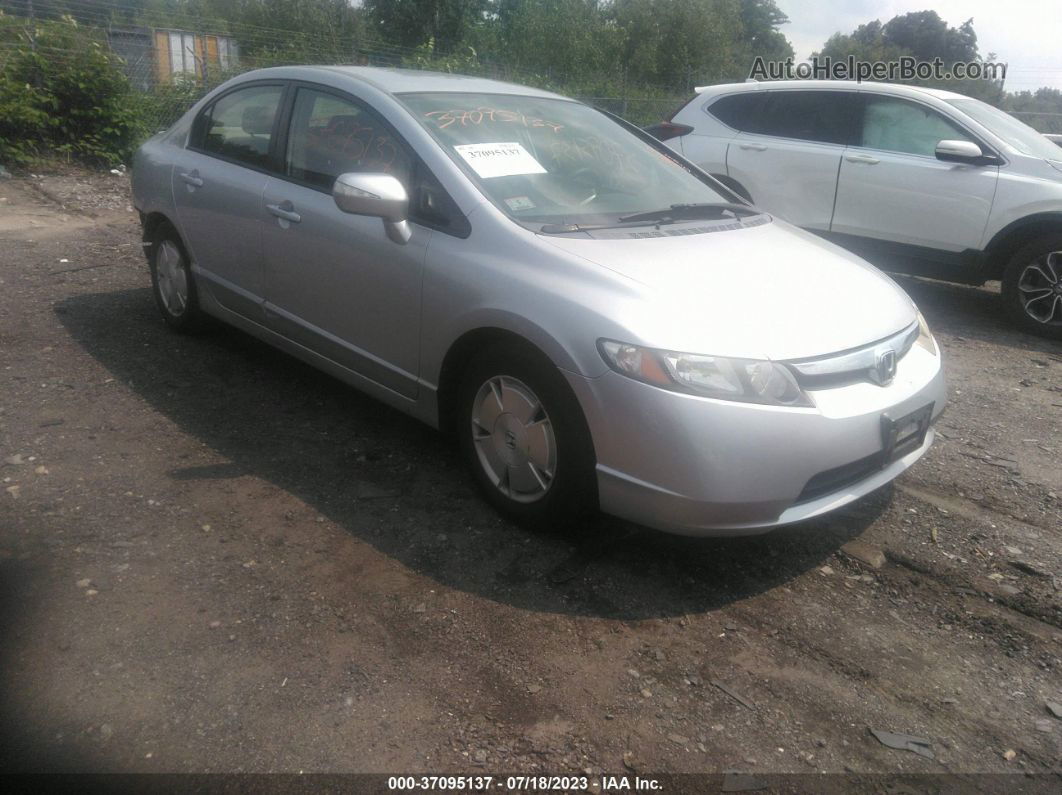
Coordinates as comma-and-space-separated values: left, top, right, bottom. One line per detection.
817, 11, 1002, 102
364, 0, 488, 55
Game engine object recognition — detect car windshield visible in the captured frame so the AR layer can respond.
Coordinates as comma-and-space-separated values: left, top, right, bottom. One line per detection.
397, 91, 731, 228
946, 98, 1062, 160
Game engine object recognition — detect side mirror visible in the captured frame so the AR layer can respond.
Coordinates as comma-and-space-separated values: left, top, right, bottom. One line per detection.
935, 139, 987, 164
332, 172, 411, 244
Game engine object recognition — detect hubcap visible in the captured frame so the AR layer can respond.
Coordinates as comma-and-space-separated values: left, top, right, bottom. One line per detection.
1017, 251, 1062, 326
471, 375, 556, 503
156, 240, 188, 316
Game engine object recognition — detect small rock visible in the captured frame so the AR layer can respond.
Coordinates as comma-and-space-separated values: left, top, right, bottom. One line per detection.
819, 565, 834, 575
815, 738, 827, 748
472, 749, 487, 764
627, 669, 640, 678
99, 723, 113, 741
667, 733, 689, 746
841, 540, 886, 569
1035, 719, 1053, 733
1003, 749, 1017, 761
85, 589, 98, 596
653, 649, 665, 661
209, 620, 221, 629
998, 584, 1021, 596
5, 485, 20, 498
4, 454, 24, 466
34, 465, 48, 475
76, 578, 92, 588
640, 688, 652, 698
622, 750, 642, 771
1046, 701, 1062, 719
527, 684, 542, 694
1005, 546, 1023, 556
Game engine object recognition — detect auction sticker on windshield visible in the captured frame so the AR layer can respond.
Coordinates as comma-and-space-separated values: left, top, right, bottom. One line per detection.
454, 142, 547, 179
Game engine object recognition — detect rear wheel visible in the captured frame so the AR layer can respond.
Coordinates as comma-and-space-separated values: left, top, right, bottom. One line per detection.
457, 343, 597, 527
148, 223, 205, 332
1001, 235, 1062, 340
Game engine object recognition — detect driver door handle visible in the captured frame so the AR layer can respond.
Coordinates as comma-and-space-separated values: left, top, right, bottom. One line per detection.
266, 201, 301, 224
739, 142, 767, 151
179, 170, 204, 187
845, 154, 880, 165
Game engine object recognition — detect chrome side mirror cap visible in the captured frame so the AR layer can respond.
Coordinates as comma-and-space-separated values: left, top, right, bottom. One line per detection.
935, 139, 986, 163
332, 172, 412, 244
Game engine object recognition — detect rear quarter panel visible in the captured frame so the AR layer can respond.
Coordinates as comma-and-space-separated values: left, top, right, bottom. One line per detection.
668, 93, 738, 175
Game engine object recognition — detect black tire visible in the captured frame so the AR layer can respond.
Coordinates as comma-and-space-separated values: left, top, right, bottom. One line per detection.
456, 342, 597, 527
147, 223, 206, 333
1001, 234, 1062, 340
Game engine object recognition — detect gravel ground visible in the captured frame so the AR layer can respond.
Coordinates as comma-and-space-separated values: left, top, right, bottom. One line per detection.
0, 167, 1060, 785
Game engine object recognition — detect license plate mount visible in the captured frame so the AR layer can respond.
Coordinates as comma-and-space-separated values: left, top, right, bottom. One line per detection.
881, 402, 934, 463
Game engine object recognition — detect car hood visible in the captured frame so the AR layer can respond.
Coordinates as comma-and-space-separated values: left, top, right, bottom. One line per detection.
540, 219, 917, 361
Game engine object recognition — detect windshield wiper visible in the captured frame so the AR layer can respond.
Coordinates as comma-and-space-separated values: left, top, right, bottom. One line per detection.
617, 202, 759, 224
539, 202, 762, 235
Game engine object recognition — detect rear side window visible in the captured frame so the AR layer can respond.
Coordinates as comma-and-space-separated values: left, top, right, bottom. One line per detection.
859, 96, 974, 157
708, 93, 765, 131
198, 84, 284, 169
750, 91, 855, 145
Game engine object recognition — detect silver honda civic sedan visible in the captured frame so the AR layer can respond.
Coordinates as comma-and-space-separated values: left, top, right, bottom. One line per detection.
132, 66, 945, 536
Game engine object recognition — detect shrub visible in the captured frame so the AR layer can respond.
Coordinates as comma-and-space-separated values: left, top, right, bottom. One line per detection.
0, 14, 140, 166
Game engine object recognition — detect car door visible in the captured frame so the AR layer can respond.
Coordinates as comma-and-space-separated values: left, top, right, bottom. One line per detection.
724, 90, 857, 230
259, 85, 432, 400
171, 81, 286, 322
831, 93, 999, 252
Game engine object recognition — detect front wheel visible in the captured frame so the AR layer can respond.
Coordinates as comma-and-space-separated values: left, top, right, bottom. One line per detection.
1001, 235, 1062, 340
456, 343, 597, 527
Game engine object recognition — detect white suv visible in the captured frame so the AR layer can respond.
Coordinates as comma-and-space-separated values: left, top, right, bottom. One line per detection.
650, 80, 1062, 338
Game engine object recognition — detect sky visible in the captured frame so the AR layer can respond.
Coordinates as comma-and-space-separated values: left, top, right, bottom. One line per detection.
775, 1, 1062, 92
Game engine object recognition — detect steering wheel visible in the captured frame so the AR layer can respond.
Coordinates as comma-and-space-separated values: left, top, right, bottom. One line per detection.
568, 167, 599, 206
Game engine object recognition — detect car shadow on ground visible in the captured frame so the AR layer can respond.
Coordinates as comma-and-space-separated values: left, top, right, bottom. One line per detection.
55, 288, 891, 621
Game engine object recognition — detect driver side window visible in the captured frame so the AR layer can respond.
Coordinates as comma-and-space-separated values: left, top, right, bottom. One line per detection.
860, 96, 973, 157
285, 88, 413, 190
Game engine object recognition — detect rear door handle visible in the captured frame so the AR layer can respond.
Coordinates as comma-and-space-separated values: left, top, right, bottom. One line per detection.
266, 202, 301, 224
845, 154, 880, 165
739, 142, 767, 151
179, 170, 204, 187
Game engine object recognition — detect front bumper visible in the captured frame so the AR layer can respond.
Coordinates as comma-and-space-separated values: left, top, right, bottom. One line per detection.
564, 345, 945, 536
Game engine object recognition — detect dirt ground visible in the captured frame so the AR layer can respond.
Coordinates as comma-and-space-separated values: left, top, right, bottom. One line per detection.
0, 166, 1060, 786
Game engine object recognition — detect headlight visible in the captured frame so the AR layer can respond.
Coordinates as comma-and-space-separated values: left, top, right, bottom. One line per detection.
915, 311, 937, 355
598, 339, 812, 407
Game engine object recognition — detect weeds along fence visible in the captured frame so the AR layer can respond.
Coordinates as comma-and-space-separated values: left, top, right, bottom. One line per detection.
0, 5, 686, 148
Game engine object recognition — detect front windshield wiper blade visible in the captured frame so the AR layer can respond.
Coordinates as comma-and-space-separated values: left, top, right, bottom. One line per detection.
617, 202, 759, 224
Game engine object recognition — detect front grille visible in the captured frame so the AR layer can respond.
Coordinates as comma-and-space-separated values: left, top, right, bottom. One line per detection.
795, 450, 885, 504
786, 322, 919, 388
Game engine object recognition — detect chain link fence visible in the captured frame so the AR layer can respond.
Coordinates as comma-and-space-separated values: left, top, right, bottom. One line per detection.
1, 6, 686, 140
2, 6, 1058, 150
1010, 112, 1062, 134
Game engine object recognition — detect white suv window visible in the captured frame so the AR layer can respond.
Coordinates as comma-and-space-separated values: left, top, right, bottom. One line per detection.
860, 96, 973, 157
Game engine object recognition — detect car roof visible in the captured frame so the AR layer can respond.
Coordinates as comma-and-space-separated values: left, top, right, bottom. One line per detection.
236, 65, 571, 101
695, 80, 969, 101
